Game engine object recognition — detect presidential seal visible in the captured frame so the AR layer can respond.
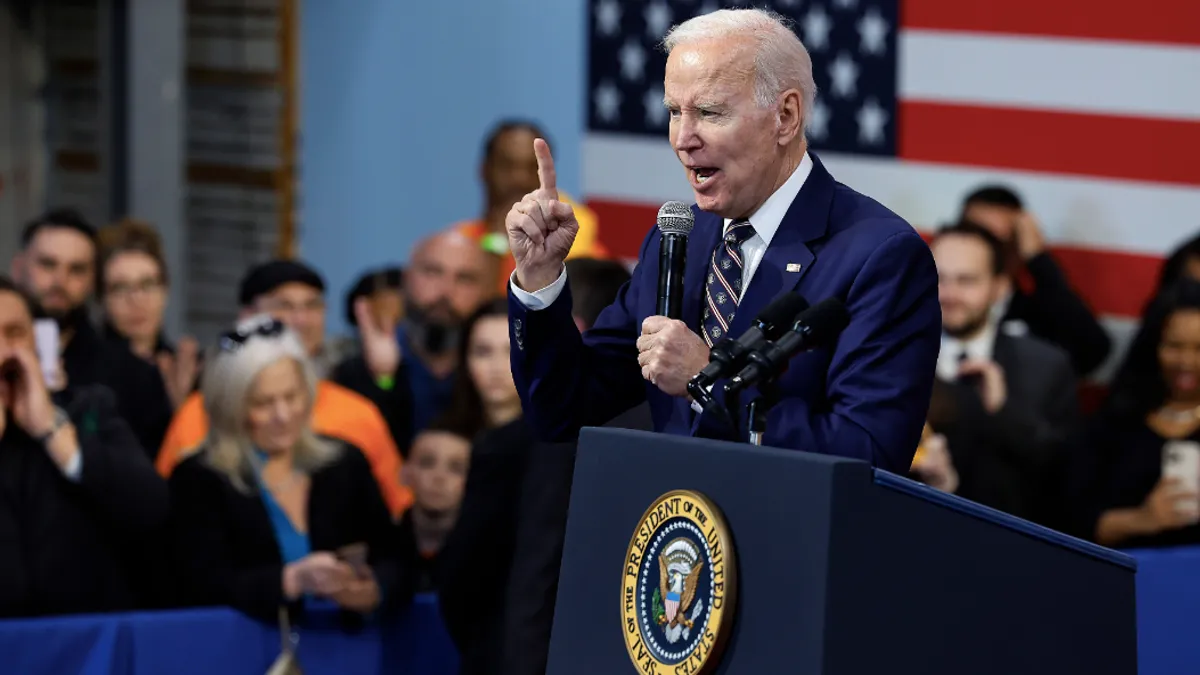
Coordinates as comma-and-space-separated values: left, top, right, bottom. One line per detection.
621, 490, 737, 675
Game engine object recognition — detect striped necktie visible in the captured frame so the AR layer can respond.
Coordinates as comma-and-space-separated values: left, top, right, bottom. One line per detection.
701, 219, 755, 347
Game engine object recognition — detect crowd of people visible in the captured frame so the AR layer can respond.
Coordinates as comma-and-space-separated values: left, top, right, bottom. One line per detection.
0, 113, 1198, 675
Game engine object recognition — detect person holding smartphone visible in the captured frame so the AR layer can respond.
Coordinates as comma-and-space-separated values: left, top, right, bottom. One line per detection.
0, 274, 170, 617
1071, 279, 1200, 548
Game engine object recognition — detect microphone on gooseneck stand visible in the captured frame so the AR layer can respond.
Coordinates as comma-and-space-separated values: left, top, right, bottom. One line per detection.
655, 201, 695, 320
726, 297, 852, 396
686, 291, 810, 411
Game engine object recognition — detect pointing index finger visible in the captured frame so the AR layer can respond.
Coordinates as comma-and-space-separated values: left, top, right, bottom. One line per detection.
534, 138, 558, 199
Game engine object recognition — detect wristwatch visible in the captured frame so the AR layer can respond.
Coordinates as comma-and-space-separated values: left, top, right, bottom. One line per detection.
35, 407, 70, 445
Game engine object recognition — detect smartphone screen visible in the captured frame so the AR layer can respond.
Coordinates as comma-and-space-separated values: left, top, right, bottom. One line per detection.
1163, 440, 1200, 495
33, 319, 59, 387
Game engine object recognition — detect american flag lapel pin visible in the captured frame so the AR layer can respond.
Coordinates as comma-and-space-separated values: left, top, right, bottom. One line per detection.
786, 263, 803, 273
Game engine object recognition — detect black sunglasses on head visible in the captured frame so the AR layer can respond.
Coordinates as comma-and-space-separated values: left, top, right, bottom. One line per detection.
218, 317, 286, 353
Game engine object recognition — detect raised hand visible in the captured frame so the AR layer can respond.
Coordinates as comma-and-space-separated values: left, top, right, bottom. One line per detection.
157, 336, 201, 409
506, 138, 580, 291
354, 297, 401, 379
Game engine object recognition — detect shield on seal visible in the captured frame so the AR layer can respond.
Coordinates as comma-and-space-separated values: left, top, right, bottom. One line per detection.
665, 590, 681, 622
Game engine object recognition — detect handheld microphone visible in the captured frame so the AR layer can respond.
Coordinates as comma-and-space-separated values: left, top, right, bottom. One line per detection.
655, 201, 694, 319
688, 292, 809, 392
726, 297, 851, 394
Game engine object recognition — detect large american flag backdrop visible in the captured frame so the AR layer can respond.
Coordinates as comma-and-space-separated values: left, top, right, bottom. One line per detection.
583, 0, 1200, 383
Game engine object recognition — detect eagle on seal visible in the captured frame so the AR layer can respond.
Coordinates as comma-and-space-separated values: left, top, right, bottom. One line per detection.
657, 538, 704, 629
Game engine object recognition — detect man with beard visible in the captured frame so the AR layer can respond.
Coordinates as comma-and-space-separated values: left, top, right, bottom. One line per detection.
959, 186, 1112, 377
337, 231, 491, 452
922, 221, 1079, 527
453, 121, 609, 294
0, 274, 169, 617
10, 209, 173, 458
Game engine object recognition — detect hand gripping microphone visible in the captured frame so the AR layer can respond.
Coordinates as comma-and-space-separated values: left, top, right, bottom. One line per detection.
655, 201, 695, 319
726, 297, 851, 395
687, 291, 809, 405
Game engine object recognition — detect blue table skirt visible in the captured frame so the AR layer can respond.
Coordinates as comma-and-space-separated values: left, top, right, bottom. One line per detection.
0, 548, 1197, 675
0, 594, 459, 675
1130, 546, 1200, 675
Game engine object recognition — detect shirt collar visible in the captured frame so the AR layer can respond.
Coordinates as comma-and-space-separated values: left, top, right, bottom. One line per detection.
941, 321, 997, 361
722, 151, 814, 245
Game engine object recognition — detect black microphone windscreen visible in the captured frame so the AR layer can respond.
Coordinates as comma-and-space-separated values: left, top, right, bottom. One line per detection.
656, 201, 695, 235
797, 297, 851, 345
755, 292, 810, 334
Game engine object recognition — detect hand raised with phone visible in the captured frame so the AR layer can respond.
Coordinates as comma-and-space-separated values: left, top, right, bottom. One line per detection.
506, 139, 580, 292
0, 347, 59, 440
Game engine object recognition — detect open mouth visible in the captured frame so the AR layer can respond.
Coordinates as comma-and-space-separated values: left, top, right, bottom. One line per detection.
693, 167, 719, 184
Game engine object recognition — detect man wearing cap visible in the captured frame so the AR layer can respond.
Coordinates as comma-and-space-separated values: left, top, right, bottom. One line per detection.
154, 260, 412, 518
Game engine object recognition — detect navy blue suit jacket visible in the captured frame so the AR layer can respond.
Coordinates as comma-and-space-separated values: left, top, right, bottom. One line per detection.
507, 153, 941, 473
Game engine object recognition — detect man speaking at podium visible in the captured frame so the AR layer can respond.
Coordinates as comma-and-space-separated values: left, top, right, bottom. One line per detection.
504, 8, 940, 473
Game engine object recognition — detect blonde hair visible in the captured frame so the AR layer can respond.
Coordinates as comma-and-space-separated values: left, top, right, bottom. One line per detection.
662, 8, 818, 136
200, 314, 338, 493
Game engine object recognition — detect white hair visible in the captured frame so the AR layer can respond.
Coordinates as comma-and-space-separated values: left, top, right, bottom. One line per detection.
662, 8, 818, 136
200, 313, 338, 493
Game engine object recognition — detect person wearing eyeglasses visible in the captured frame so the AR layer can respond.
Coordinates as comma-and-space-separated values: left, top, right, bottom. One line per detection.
168, 315, 413, 624
97, 219, 202, 412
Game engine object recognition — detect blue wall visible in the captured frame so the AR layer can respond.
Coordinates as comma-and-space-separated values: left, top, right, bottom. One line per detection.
300, 0, 587, 334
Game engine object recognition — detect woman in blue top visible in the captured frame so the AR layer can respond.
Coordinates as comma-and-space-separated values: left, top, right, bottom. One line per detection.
169, 314, 412, 624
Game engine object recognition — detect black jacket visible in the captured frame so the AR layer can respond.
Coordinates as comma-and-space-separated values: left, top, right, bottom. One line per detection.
1003, 252, 1112, 377
64, 319, 173, 459
935, 332, 1079, 527
331, 355, 414, 452
168, 441, 413, 624
0, 384, 170, 618
436, 418, 535, 675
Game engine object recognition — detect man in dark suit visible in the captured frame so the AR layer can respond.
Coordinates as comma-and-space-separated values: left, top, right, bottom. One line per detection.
503, 8, 940, 472
917, 222, 1079, 527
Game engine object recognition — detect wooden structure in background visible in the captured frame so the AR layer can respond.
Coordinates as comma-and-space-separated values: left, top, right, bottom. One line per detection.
185, 0, 300, 341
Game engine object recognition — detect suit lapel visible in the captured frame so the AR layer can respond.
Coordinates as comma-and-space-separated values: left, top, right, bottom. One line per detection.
726, 152, 837, 339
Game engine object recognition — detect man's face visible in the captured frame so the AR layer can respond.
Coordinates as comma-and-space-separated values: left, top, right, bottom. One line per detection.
0, 291, 35, 409
405, 235, 488, 328
933, 234, 1007, 338
962, 203, 1018, 243
666, 37, 789, 219
253, 283, 326, 356
12, 227, 95, 319
483, 128, 540, 212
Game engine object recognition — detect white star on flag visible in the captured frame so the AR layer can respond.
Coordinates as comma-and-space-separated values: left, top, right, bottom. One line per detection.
828, 52, 859, 98
807, 98, 831, 141
857, 98, 889, 145
802, 6, 832, 51
619, 40, 646, 81
857, 9, 889, 55
594, 0, 621, 37
644, 2, 672, 40
594, 82, 622, 123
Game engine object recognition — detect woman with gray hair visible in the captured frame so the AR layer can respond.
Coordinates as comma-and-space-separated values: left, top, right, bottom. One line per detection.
168, 314, 410, 624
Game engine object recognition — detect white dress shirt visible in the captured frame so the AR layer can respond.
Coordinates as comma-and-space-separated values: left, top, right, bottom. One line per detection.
510, 152, 815, 308
935, 321, 997, 382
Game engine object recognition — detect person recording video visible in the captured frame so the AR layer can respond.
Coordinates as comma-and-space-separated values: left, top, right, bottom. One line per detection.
0, 274, 169, 618
502, 9, 939, 470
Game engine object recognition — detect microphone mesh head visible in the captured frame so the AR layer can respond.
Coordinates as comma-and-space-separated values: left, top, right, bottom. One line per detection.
656, 201, 695, 235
